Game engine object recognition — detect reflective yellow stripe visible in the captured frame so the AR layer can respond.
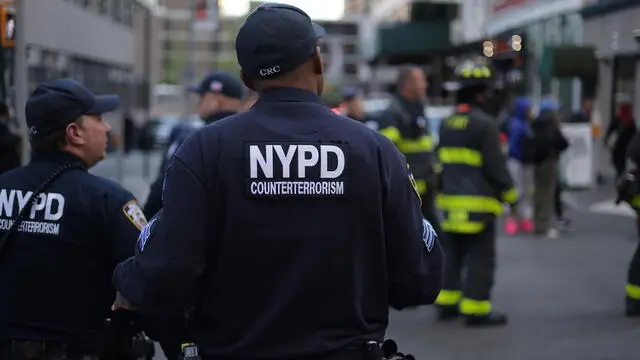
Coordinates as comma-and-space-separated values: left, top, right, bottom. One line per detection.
501, 187, 519, 204
626, 283, 640, 300
435, 290, 462, 306
631, 195, 640, 208
442, 221, 486, 233
397, 135, 433, 153
379, 127, 433, 152
438, 147, 482, 166
415, 179, 427, 194
459, 298, 492, 315
437, 195, 503, 214
379, 126, 401, 143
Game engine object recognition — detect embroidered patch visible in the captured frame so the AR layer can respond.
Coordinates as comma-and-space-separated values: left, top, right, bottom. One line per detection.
122, 200, 148, 231
422, 218, 436, 252
137, 218, 157, 252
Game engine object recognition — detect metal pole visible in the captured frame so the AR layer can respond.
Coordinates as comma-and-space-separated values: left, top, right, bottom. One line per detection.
142, 5, 152, 180
14, 0, 28, 165
184, 0, 195, 117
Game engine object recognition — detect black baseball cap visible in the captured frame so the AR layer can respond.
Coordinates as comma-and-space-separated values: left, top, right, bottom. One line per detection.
235, 3, 326, 80
188, 71, 244, 99
25, 78, 120, 138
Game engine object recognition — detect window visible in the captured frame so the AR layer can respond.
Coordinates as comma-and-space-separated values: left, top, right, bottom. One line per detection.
111, 0, 122, 22
343, 44, 357, 55
121, 0, 133, 27
343, 63, 358, 75
99, 0, 109, 14
342, 24, 358, 36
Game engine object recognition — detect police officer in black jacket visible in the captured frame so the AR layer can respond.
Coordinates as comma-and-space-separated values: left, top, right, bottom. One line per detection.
0, 78, 149, 359
144, 72, 244, 219
112, 3, 443, 360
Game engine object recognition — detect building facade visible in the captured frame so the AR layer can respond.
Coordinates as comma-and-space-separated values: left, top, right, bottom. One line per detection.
19, 0, 158, 121
485, 0, 585, 111
317, 19, 365, 86
582, 0, 640, 125
344, 0, 409, 20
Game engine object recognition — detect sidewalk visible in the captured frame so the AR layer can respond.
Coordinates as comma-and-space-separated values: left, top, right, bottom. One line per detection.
89, 150, 163, 202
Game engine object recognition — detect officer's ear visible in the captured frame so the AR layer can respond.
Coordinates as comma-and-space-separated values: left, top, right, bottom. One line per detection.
312, 46, 324, 76
65, 117, 86, 145
240, 71, 255, 91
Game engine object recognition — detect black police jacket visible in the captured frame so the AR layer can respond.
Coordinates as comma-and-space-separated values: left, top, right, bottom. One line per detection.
0, 151, 146, 340
113, 87, 443, 358
143, 111, 237, 219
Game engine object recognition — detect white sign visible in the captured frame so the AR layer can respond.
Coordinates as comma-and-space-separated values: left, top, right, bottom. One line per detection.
560, 123, 593, 188
247, 144, 347, 197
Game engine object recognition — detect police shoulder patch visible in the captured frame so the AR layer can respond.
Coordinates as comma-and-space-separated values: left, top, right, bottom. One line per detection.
122, 200, 148, 231
407, 164, 422, 205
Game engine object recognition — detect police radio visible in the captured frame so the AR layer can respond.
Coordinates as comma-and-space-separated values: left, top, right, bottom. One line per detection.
366, 339, 415, 360
181, 342, 201, 360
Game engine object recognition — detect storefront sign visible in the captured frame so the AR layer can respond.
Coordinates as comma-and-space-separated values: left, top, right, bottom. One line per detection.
492, 0, 530, 14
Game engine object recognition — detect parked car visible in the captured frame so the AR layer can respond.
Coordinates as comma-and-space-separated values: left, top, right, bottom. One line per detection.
140, 114, 203, 149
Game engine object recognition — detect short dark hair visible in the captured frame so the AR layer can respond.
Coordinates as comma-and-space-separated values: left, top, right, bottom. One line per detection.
396, 65, 421, 89
30, 117, 83, 155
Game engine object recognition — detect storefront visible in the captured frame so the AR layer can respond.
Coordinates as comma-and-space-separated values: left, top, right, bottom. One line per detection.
581, 0, 640, 126
486, 0, 586, 111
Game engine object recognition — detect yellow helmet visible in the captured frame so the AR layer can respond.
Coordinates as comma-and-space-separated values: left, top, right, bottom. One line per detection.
446, 60, 493, 91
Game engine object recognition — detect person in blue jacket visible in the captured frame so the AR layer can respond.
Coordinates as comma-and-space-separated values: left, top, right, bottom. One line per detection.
504, 97, 534, 235
112, 3, 443, 360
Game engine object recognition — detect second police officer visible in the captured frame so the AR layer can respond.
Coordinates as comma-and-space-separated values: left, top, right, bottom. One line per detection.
0, 79, 152, 359
434, 61, 519, 326
144, 71, 245, 218
112, 3, 443, 360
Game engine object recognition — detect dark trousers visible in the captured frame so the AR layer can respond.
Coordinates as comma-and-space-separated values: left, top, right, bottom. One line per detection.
441, 221, 496, 304
554, 181, 564, 219
534, 159, 557, 233
421, 189, 442, 236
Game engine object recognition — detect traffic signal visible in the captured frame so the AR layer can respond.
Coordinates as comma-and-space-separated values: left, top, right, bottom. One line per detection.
0, 6, 15, 48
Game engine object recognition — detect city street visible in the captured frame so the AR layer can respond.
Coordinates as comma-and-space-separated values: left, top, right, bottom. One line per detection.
93, 151, 640, 360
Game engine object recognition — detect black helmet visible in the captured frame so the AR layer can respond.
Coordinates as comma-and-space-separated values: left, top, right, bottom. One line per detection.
445, 60, 493, 91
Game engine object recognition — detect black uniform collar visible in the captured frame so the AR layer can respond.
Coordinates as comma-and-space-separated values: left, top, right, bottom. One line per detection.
257, 87, 323, 105
31, 150, 87, 170
204, 111, 237, 124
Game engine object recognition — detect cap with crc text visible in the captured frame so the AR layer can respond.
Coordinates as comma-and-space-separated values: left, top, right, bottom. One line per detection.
188, 71, 245, 99
25, 78, 120, 138
235, 3, 326, 80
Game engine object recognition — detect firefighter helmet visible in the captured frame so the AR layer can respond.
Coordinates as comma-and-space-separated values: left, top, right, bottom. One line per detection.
445, 60, 493, 91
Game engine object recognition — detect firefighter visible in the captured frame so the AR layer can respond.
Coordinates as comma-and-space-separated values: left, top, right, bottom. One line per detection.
620, 132, 640, 317
378, 66, 440, 235
434, 60, 519, 327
